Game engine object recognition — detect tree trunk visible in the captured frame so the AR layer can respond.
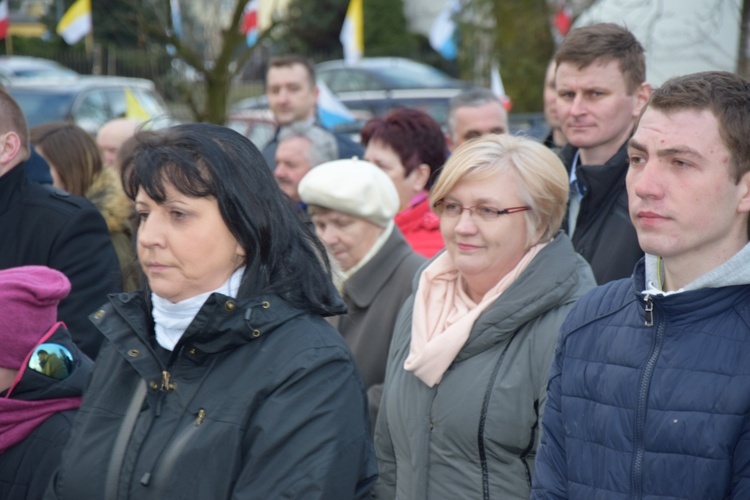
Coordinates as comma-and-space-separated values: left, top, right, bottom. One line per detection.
492, 0, 555, 112
738, 0, 750, 79
204, 73, 231, 125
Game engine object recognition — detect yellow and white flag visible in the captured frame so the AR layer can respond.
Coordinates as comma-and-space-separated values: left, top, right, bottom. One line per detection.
124, 88, 151, 121
339, 0, 363, 65
56, 0, 91, 45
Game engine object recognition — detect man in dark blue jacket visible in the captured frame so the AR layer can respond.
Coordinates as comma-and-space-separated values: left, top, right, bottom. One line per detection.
532, 71, 750, 499
0, 88, 122, 358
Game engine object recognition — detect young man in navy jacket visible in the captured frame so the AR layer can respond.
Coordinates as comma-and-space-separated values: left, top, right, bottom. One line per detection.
532, 71, 750, 499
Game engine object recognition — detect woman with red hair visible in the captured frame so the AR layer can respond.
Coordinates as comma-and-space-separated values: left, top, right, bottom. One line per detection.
362, 108, 447, 257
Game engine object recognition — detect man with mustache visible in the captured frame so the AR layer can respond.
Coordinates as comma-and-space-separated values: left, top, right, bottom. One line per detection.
274, 122, 337, 204
532, 71, 750, 499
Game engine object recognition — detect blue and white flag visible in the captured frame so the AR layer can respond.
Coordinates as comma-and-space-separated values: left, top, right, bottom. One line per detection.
429, 0, 460, 60
170, 0, 182, 39
490, 60, 512, 111
317, 80, 355, 129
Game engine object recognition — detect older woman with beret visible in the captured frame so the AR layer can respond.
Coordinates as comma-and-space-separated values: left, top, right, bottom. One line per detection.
299, 158, 425, 425
45, 124, 377, 500
374, 134, 596, 499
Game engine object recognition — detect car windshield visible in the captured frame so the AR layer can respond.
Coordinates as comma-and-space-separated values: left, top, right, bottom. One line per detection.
7, 89, 75, 127
372, 63, 458, 88
10, 67, 77, 78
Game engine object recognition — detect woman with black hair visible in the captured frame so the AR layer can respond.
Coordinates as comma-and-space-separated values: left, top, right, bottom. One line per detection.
45, 123, 377, 500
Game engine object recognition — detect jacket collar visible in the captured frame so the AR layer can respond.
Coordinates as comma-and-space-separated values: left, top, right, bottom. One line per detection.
96, 292, 318, 355
631, 256, 750, 326
9, 323, 93, 401
642, 242, 750, 296
344, 228, 413, 308
561, 141, 630, 206
0, 162, 27, 215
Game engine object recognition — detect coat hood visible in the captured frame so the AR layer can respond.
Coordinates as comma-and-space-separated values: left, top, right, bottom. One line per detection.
8, 323, 92, 401
455, 231, 596, 361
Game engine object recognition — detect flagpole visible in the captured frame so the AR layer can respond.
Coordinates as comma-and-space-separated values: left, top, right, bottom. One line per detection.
5, 34, 11, 56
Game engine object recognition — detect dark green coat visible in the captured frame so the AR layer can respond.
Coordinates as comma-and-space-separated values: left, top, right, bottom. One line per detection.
374, 232, 596, 499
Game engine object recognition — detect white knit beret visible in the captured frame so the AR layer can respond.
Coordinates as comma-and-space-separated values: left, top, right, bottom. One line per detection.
298, 158, 400, 227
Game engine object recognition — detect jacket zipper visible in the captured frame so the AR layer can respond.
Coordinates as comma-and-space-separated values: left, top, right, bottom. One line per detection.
631, 295, 664, 500
140, 408, 206, 491
140, 354, 220, 491
105, 379, 148, 500
478, 330, 521, 500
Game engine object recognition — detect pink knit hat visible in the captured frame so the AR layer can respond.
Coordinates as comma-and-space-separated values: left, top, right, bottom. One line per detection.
0, 266, 71, 370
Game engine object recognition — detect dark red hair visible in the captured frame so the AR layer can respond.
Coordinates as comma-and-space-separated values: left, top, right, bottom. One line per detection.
361, 108, 446, 189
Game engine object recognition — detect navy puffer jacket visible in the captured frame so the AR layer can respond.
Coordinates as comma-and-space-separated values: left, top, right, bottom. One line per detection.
532, 258, 750, 499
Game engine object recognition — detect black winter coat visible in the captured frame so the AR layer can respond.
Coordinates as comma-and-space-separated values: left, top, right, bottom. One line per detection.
45, 291, 378, 500
0, 163, 122, 358
0, 324, 93, 500
560, 142, 643, 284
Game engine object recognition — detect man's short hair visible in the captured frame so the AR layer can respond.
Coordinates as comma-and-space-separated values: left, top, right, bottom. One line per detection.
277, 123, 337, 168
0, 88, 29, 153
644, 71, 750, 184
555, 23, 645, 94
447, 88, 506, 136
266, 55, 316, 88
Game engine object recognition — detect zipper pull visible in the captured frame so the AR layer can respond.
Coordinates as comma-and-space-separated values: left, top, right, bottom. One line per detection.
644, 295, 654, 327
161, 370, 175, 391
195, 408, 206, 426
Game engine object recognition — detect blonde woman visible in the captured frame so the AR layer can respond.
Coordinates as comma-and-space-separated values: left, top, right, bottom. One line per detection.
374, 134, 596, 499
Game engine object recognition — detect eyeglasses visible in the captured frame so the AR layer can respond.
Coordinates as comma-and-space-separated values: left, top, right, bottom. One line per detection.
433, 200, 531, 221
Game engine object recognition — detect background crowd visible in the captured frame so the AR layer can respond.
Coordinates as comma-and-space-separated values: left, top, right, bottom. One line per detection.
2, 19, 750, 500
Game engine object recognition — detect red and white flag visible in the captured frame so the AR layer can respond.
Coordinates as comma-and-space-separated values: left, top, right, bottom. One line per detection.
241, 0, 259, 47
0, 0, 9, 40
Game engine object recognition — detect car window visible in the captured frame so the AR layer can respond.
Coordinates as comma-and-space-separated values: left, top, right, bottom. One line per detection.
372, 65, 456, 88
130, 87, 166, 118
10, 90, 75, 127
105, 88, 127, 119
329, 69, 377, 93
73, 90, 111, 132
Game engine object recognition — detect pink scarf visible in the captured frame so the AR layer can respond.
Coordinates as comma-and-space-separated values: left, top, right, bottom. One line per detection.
0, 322, 83, 454
0, 397, 82, 453
404, 242, 546, 387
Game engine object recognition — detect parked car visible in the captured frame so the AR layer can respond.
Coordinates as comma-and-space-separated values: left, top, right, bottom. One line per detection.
315, 57, 472, 126
316, 57, 467, 93
5, 75, 175, 134
225, 108, 277, 150
0, 56, 78, 84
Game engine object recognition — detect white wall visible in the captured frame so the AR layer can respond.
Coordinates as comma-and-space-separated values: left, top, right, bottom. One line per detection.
574, 0, 742, 87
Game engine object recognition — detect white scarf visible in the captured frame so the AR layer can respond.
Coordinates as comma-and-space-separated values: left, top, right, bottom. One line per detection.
152, 267, 245, 351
